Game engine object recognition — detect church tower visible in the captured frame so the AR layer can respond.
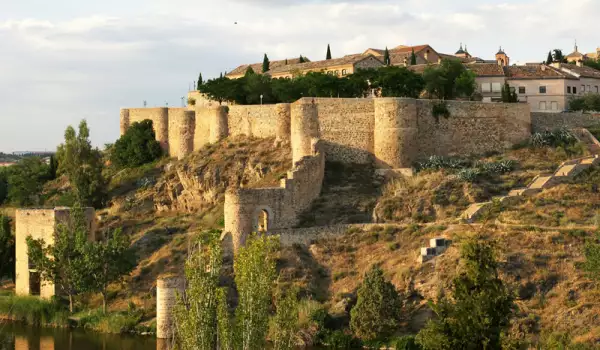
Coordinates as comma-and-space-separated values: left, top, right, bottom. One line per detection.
496, 46, 510, 66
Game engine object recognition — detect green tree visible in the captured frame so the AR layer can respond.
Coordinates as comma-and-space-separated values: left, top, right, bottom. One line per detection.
262, 53, 270, 73
174, 230, 222, 350
546, 51, 553, 64
197, 72, 203, 89
384, 47, 391, 66
416, 238, 516, 350
583, 58, 600, 70
501, 82, 518, 103
299, 55, 306, 63
86, 228, 136, 314
7, 157, 51, 206
111, 120, 163, 168
56, 120, 106, 208
376, 66, 425, 98
48, 155, 59, 180
350, 266, 402, 341
553, 49, 567, 63
423, 59, 470, 100
233, 233, 279, 350
245, 66, 255, 76
0, 169, 7, 205
26, 205, 92, 312
410, 49, 417, 65
326, 44, 332, 60
582, 234, 600, 282
454, 70, 477, 99
0, 215, 15, 281
273, 287, 299, 350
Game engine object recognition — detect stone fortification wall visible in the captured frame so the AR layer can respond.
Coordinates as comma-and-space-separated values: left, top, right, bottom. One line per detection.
313, 98, 375, 164
531, 112, 600, 132
193, 106, 213, 150
120, 108, 169, 152
156, 277, 185, 339
167, 109, 195, 160
414, 100, 531, 161
228, 105, 278, 138
15, 208, 96, 299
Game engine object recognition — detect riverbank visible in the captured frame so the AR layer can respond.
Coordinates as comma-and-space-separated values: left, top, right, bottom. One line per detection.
0, 293, 155, 336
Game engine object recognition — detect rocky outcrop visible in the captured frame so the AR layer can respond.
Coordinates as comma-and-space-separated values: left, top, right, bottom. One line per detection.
152, 137, 291, 213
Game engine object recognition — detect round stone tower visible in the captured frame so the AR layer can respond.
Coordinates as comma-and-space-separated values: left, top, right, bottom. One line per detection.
119, 108, 130, 135
156, 277, 185, 339
275, 103, 291, 142
209, 106, 229, 143
291, 99, 320, 165
374, 98, 419, 169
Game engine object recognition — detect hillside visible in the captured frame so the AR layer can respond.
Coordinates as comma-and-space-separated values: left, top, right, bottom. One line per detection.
3, 130, 599, 347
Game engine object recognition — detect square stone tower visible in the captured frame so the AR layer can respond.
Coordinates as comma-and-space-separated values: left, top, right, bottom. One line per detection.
15, 207, 96, 299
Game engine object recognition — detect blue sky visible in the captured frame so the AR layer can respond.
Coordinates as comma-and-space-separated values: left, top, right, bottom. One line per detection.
0, 0, 598, 152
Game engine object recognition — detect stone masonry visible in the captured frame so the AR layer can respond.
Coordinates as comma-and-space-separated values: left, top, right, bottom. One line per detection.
15, 207, 96, 299
156, 277, 185, 339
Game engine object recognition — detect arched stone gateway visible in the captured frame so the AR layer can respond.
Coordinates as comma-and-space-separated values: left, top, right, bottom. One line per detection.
253, 207, 273, 233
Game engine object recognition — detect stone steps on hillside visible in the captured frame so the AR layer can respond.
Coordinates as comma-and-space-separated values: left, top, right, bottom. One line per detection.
529, 175, 554, 189
462, 202, 492, 223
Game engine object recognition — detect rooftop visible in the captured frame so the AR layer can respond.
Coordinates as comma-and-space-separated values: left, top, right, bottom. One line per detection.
505, 65, 574, 80
227, 57, 309, 77
268, 54, 383, 75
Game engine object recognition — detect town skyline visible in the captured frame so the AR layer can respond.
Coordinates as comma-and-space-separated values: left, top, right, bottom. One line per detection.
1, 0, 599, 152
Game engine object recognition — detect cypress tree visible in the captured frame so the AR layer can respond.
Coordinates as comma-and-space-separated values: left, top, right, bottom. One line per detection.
219, 72, 223, 79
262, 53, 270, 73
285, 58, 288, 65
299, 55, 305, 63
383, 47, 390, 66
326, 44, 332, 60
196, 72, 203, 90
546, 51, 553, 64
411, 48, 417, 65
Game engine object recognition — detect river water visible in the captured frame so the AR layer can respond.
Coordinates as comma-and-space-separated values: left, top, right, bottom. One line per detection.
0, 321, 162, 350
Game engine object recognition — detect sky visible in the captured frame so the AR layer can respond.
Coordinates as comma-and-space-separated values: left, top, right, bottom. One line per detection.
0, 0, 598, 152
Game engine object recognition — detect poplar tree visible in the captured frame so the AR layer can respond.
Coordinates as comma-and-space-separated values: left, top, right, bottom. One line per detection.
0, 215, 14, 281
383, 47, 391, 66
262, 54, 270, 73
174, 230, 222, 350
411, 48, 417, 65
233, 234, 279, 350
273, 287, 299, 350
56, 120, 106, 208
326, 44, 332, 60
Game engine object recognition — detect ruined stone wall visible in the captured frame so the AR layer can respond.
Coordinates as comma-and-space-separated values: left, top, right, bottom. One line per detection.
414, 100, 531, 160
120, 108, 169, 152
531, 112, 600, 132
15, 208, 95, 299
313, 98, 375, 164
156, 277, 185, 339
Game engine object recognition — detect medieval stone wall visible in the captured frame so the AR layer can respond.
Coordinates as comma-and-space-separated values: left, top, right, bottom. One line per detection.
168, 109, 195, 160
531, 112, 600, 132
313, 98, 375, 164
415, 100, 531, 161
121, 108, 169, 152
15, 208, 96, 299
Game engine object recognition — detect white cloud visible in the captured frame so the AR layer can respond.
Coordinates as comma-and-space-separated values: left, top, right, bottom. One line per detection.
0, 0, 599, 152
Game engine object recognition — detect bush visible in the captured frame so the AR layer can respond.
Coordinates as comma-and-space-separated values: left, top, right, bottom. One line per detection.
0, 295, 69, 326
350, 266, 402, 341
414, 155, 471, 173
530, 129, 577, 149
112, 120, 163, 168
569, 94, 600, 112
390, 335, 422, 350
324, 330, 361, 349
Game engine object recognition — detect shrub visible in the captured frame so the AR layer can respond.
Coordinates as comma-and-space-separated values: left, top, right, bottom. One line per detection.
0, 295, 69, 326
569, 94, 600, 112
111, 120, 163, 168
530, 129, 577, 149
414, 155, 471, 173
350, 266, 402, 341
390, 335, 422, 350
431, 101, 450, 122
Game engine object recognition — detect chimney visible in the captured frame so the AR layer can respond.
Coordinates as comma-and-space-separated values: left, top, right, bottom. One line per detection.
576, 60, 583, 67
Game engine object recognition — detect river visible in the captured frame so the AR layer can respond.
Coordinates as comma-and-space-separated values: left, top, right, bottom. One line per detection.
0, 321, 163, 350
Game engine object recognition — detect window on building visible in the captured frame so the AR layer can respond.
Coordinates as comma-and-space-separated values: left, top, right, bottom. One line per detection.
492, 83, 502, 92
519, 86, 526, 94
335, 70, 339, 76
573, 86, 577, 94
539, 86, 547, 94
596, 86, 599, 93
551, 101, 558, 110
539, 101, 547, 110
481, 83, 492, 93
582, 85, 586, 92
587, 85, 591, 92
567, 86, 572, 94
342, 69, 347, 76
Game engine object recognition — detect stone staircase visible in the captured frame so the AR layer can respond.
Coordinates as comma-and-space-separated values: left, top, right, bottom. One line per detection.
462, 128, 600, 223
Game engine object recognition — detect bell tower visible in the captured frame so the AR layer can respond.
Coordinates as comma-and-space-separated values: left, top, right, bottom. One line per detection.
496, 46, 509, 66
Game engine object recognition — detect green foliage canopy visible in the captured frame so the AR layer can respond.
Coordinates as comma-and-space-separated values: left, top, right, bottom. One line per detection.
111, 120, 163, 168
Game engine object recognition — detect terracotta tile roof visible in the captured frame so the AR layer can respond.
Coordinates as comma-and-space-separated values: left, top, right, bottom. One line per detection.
559, 63, 600, 79
268, 54, 383, 74
227, 57, 309, 77
566, 51, 585, 58
438, 53, 477, 63
505, 65, 574, 79
391, 44, 430, 53
466, 63, 506, 77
